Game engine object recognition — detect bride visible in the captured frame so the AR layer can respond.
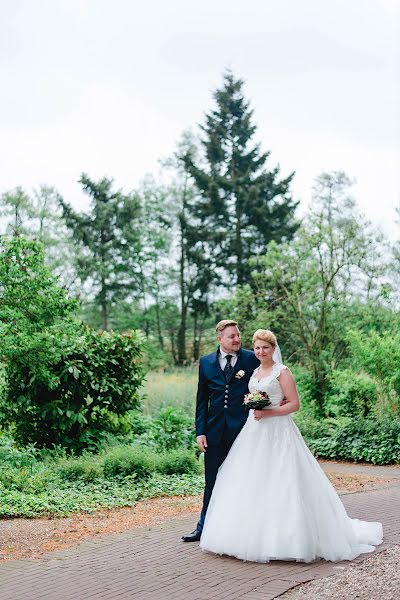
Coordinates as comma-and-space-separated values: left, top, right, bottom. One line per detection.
199, 329, 383, 563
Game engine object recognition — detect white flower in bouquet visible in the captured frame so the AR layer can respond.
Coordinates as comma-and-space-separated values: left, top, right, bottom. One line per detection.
243, 390, 271, 410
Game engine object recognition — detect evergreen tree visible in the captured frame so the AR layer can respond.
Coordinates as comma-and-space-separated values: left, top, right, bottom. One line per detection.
184, 71, 299, 285
60, 174, 142, 330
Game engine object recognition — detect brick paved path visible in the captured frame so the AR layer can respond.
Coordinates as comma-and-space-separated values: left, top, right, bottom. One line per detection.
0, 486, 399, 600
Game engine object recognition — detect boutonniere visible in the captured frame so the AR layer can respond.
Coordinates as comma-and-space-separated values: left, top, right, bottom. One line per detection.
235, 370, 245, 379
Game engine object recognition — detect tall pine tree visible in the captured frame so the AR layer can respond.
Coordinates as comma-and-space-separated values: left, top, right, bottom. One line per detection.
185, 71, 299, 285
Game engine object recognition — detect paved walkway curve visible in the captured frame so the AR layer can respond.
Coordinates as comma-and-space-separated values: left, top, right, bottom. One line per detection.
0, 484, 399, 600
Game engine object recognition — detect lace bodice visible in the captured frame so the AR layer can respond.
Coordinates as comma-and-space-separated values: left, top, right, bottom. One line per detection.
248, 363, 288, 407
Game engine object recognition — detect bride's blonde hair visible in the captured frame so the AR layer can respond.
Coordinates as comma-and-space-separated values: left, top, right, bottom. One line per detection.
252, 329, 277, 346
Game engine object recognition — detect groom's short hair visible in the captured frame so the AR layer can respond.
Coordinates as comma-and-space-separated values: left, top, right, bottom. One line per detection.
215, 319, 238, 334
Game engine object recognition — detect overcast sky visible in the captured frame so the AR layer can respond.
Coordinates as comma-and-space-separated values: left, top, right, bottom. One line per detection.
1, 0, 399, 239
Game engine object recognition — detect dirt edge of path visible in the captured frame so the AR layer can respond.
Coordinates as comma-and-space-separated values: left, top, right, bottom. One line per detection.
0, 470, 398, 563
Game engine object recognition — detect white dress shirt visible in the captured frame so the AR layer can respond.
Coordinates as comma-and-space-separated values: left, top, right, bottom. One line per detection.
218, 348, 238, 371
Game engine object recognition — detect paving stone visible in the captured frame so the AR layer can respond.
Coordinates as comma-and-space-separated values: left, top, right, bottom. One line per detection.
0, 486, 398, 600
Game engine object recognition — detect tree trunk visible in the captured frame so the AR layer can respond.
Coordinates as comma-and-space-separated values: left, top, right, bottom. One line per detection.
170, 329, 177, 364
153, 258, 165, 350
235, 193, 244, 285
101, 299, 108, 330
138, 263, 149, 338
177, 208, 187, 364
177, 304, 187, 364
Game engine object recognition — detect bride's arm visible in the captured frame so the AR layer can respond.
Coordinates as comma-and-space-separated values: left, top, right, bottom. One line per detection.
254, 369, 300, 420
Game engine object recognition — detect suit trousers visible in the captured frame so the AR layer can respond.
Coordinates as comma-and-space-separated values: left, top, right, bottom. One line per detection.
197, 426, 236, 532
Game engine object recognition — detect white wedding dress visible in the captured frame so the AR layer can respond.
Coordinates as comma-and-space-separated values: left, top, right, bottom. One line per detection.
200, 363, 383, 563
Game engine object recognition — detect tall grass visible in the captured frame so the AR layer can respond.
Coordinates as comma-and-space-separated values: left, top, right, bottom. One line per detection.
141, 366, 198, 416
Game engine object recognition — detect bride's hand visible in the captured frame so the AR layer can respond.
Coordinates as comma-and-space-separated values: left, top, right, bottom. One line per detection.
254, 409, 269, 421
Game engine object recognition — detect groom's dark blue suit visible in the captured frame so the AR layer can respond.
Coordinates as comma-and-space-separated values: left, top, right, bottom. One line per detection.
195, 347, 259, 532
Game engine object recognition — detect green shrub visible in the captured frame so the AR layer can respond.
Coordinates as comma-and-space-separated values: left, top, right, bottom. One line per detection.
128, 411, 153, 435
103, 446, 155, 480
346, 329, 400, 411
0, 443, 39, 469
148, 407, 196, 451
325, 369, 377, 418
0, 362, 6, 406
294, 412, 346, 439
156, 449, 201, 475
0, 236, 145, 452
0, 466, 48, 493
290, 364, 320, 415
3, 327, 145, 452
57, 456, 103, 482
301, 416, 400, 465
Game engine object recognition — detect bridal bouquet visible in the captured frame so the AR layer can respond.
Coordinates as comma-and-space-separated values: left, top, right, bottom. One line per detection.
243, 390, 271, 410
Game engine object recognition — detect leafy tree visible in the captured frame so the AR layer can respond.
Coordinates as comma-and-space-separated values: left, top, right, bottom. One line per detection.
0, 185, 78, 288
391, 205, 400, 301
164, 131, 215, 363
30, 185, 78, 286
184, 70, 298, 286
0, 187, 32, 234
0, 236, 79, 376
60, 174, 142, 330
135, 175, 174, 348
0, 236, 79, 434
235, 172, 388, 411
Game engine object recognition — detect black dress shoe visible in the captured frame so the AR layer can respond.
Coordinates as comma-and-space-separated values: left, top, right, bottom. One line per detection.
181, 529, 202, 542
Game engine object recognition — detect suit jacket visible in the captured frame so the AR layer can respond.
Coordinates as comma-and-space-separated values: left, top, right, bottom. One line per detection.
195, 348, 260, 445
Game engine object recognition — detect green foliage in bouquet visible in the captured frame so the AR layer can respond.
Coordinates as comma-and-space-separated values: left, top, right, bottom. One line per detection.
243, 390, 271, 410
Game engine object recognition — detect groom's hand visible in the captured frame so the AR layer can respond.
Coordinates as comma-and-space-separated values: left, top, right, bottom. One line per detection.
280, 397, 288, 406
196, 435, 208, 452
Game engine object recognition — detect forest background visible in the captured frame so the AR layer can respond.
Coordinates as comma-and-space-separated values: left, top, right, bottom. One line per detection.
0, 72, 399, 518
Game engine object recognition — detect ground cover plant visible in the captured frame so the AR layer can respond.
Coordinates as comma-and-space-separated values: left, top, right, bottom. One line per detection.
0, 432, 202, 518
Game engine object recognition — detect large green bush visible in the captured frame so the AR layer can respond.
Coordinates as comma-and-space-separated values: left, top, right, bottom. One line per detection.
346, 329, 400, 415
325, 369, 378, 418
0, 236, 145, 451
4, 327, 145, 451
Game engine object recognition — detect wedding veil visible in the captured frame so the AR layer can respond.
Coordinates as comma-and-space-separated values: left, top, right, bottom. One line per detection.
273, 343, 282, 363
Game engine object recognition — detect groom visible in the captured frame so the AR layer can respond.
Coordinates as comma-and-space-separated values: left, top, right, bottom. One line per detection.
182, 319, 260, 542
